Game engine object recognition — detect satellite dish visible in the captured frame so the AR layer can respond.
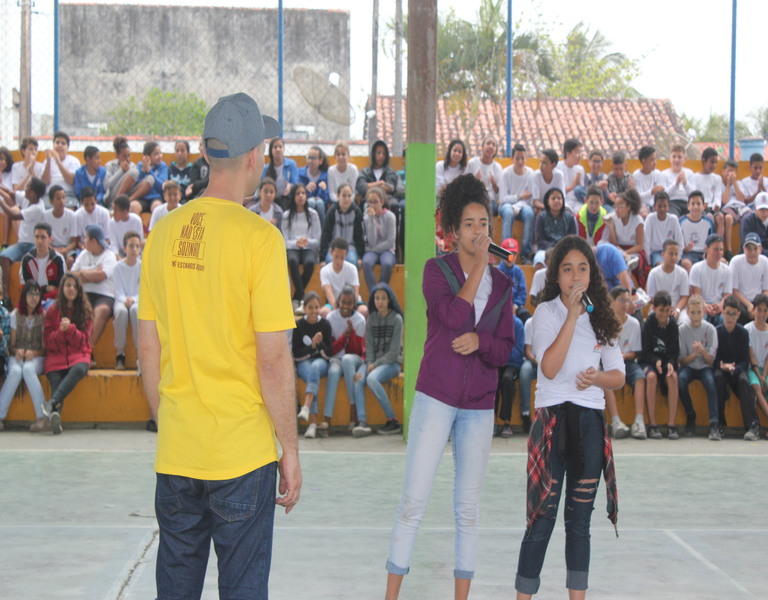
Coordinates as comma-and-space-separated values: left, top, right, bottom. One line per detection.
292, 66, 354, 126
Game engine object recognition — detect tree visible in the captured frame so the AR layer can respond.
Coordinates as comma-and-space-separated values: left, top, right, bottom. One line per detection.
103, 89, 208, 137
749, 105, 768, 139
681, 112, 751, 143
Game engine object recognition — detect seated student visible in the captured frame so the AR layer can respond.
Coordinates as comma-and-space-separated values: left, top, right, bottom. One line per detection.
468, 136, 503, 215
647, 239, 689, 322
603, 287, 642, 439
73, 146, 106, 205
248, 177, 283, 229
169, 140, 193, 192
42, 131, 81, 208
328, 142, 359, 205
606, 150, 633, 209
496, 238, 530, 322
124, 141, 168, 215
690, 234, 732, 327
495, 314, 525, 438
584, 149, 610, 208
679, 190, 715, 272
746, 293, 768, 437
691, 148, 729, 249
357, 140, 403, 214
103, 136, 135, 208
10, 137, 44, 193
294, 291, 333, 439
111, 231, 141, 371
75, 187, 110, 251
186, 137, 210, 202
517, 315, 535, 434
730, 232, 768, 323
643, 191, 683, 267
42, 273, 92, 435
530, 149, 565, 212
719, 158, 746, 256
714, 295, 761, 441
556, 137, 586, 213
528, 248, 552, 307
740, 153, 767, 207
435, 139, 468, 197
319, 183, 364, 265
263, 137, 298, 208
640, 290, 680, 439
498, 144, 534, 261
0, 281, 47, 432
605, 189, 647, 287
71, 224, 117, 364
533, 187, 574, 263
148, 180, 182, 232
319, 237, 367, 319
281, 183, 321, 312
0, 146, 12, 192
0, 176, 46, 295
354, 283, 404, 436
44, 185, 78, 268
661, 144, 694, 217
107, 195, 144, 257
298, 145, 330, 224
20, 222, 66, 309
678, 294, 720, 440
632, 145, 664, 217
362, 187, 397, 293
325, 285, 367, 432
576, 185, 607, 246
740, 192, 768, 256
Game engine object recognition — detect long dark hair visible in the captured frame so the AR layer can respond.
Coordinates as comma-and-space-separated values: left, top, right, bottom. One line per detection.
286, 183, 313, 231
543, 187, 565, 216
443, 138, 467, 171
0, 147, 13, 173
56, 273, 93, 332
367, 282, 403, 317
539, 235, 620, 346
266, 137, 283, 181
18, 280, 43, 315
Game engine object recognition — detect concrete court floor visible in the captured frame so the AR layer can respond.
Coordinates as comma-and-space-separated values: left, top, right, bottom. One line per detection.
0, 428, 765, 600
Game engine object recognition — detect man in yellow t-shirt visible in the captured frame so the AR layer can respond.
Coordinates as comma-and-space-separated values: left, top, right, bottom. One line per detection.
138, 92, 301, 599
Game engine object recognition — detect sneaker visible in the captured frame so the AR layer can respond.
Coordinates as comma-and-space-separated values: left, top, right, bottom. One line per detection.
719, 425, 726, 439
667, 426, 679, 440
647, 425, 662, 440
631, 421, 647, 440
744, 423, 760, 441
291, 299, 300, 311
611, 420, 630, 439
352, 421, 372, 437
522, 414, 532, 434
493, 424, 502, 437
297, 406, 310, 422
294, 301, 305, 316
500, 424, 514, 438
115, 354, 126, 370
708, 425, 722, 441
146, 419, 157, 433
626, 255, 640, 271
49, 411, 62, 435
30, 417, 50, 433
90, 353, 97, 369
304, 423, 317, 439
347, 421, 356, 433
317, 422, 330, 437
685, 413, 696, 436
378, 419, 402, 435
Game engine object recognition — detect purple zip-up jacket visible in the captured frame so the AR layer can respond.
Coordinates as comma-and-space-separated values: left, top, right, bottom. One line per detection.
415, 253, 515, 409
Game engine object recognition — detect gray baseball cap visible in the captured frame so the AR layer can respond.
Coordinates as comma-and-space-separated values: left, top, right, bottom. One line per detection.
85, 224, 107, 249
202, 93, 281, 159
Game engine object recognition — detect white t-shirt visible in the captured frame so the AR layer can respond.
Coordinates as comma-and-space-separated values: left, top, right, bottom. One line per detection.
464, 267, 493, 326
531, 169, 565, 204
740, 176, 768, 201
320, 261, 359, 303
107, 214, 144, 254
148, 203, 178, 231
467, 157, 503, 204
75, 204, 110, 240
679, 215, 715, 254
18, 202, 46, 244
647, 264, 690, 307
327, 163, 359, 203
45, 154, 81, 193
689, 261, 732, 304
1, 171, 13, 191
523, 316, 534, 350
729, 254, 768, 304
610, 212, 644, 246
690, 172, 724, 210
111, 259, 141, 303
661, 167, 695, 201
499, 164, 534, 206
325, 308, 366, 358
532, 296, 624, 409
556, 162, 586, 211
746, 322, 768, 367
643, 212, 683, 257
10, 161, 44, 188
435, 162, 464, 191
631, 168, 664, 208
44, 208, 77, 247
529, 268, 546, 300
71, 248, 117, 297
618, 314, 642, 356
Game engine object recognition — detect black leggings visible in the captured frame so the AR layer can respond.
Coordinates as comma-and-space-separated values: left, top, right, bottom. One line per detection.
287, 249, 316, 301
48, 362, 90, 412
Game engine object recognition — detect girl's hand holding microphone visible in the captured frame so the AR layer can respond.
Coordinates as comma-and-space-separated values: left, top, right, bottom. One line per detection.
566, 282, 586, 320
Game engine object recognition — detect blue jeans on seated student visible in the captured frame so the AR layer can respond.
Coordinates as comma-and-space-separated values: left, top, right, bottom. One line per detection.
155, 462, 277, 600
516, 406, 603, 595
0, 356, 46, 419
326, 354, 365, 421
649, 251, 663, 267
678, 366, 719, 424
47, 362, 89, 412
704, 313, 724, 328
387, 391, 494, 580
518, 359, 535, 415
307, 197, 325, 225
325, 246, 358, 265
296, 357, 330, 417
362, 250, 396, 292
0, 242, 34, 263
365, 362, 401, 421
499, 203, 534, 258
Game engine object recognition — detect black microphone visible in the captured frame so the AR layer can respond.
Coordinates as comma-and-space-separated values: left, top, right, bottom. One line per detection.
581, 293, 594, 313
487, 242, 512, 260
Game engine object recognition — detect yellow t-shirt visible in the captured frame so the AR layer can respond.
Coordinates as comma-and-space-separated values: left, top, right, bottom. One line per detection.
139, 197, 295, 480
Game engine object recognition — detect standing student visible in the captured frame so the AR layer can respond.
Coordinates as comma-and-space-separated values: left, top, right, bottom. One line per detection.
385, 174, 514, 600
514, 235, 624, 599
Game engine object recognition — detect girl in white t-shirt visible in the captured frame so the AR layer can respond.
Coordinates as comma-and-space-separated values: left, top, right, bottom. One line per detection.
606, 188, 648, 287
515, 235, 625, 599
435, 139, 467, 197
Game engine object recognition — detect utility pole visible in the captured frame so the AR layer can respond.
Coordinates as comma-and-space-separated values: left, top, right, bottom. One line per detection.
368, 0, 379, 146
19, 0, 33, 138
392, 0, 403, 156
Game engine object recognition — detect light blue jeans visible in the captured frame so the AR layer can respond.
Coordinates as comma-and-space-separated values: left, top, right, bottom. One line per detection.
296, 358, 330, 417
307, 197, 326, 225
386, 391, 494, 580
365, 362, 401, 421
0, 356, 46, 419
325, 247, 359, 265
325, 354, 366, 422
499, 202, 534, 258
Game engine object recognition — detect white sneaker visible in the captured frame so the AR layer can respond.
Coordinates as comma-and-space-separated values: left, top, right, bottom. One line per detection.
352, 421, 372, 437
317, 422, 330, 437
631, 421, 647, 440
304, 423, 317, 439
611, 420, 630, 439
626, 255, 640, 271
347, 421, 356, 433
297, 406, 310, 422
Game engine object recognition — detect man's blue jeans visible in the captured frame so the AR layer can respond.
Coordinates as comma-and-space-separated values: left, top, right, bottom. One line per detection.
678, 366, 719, 424
499, 203, 533, 258
155, 462, 277, 600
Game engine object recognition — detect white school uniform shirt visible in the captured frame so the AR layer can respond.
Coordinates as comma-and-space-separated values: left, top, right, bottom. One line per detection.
148, 203, 178, 231
111, 259, 141, 304
532, 297, 624, 410
18, 202, 46, 244
435, 162, 464, 191
531, 169, 565, 205
679, 215, 714, 254
107, 214, 144, 254
740, 176, 768, 201
746, 322, 768, 367
647, 264, 689, 307
10, 161, 44, 188
71, 248, 117, 297
327, 163, 359, 203
689, 261, 732, 304
643, 212, 683, 257
45, 154, 81, 193
44, 208, 77, 247
631, 168, 664, 208
523, 315, 533, 349
499, 164, 534, 208
618, 314, 642, 355
556, 162, 586, 212
661, 167, 695, 201
610, 213, 643, 246
467, 157, 503, 205
529, 268, 546, 300
320, 261, 359, 303
729, 254, 768, 304
75, 204, 110, 240
690, 172, 724, 210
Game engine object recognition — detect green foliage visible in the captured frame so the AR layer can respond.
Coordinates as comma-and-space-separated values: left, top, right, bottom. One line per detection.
749, 105, 768, 139
103, 89, 208, 137
682, 112, 751, 142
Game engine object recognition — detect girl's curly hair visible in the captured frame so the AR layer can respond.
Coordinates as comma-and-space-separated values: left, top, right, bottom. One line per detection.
539, 235, 621, 346
56, 273, 93, 332
436, 173, 492, 237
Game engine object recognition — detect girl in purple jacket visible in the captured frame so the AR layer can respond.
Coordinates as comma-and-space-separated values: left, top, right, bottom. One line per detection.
385, 174, 515, 600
